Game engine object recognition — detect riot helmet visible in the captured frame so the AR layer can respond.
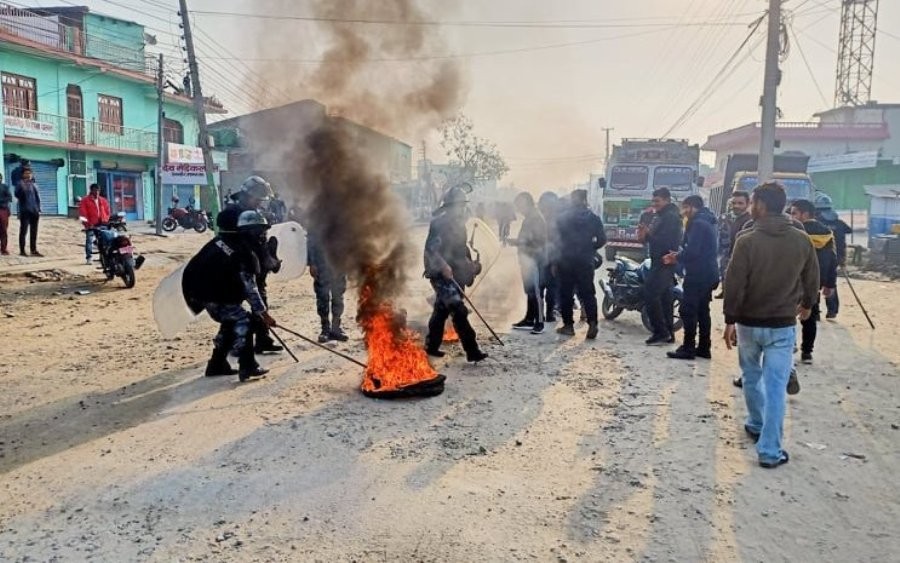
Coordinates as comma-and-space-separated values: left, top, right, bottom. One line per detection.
240, 175, 274, 202
237, 210, 271, 235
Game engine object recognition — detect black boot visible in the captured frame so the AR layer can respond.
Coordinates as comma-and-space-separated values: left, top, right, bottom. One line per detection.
318, 318, 330, 343
205, 348, 236, 377
329, 318, 349, 342
667, 346, 696, 360
254, 333, 283, 354
237, 345, 268, 382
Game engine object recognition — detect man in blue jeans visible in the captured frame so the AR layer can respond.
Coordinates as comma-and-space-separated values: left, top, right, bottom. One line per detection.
723, 182, 820, 469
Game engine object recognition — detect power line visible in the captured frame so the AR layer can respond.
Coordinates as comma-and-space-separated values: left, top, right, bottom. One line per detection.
787, 21, 830, 107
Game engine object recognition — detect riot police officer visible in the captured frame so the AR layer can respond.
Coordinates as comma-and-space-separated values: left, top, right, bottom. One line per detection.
183, 210, 275, 382
424, 186, 488, 362
217, 176, 284, 354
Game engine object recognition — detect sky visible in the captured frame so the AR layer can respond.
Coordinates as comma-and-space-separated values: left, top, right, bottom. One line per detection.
29, 0, 900, 191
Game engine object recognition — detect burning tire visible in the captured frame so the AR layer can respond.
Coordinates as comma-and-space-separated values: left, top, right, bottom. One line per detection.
361, 374, 446, 399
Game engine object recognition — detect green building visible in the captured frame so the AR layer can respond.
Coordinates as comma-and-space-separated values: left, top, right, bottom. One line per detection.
0, 4, 223, 220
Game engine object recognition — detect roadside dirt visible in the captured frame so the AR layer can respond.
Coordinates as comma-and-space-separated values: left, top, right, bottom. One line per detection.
0, 217, 897, 562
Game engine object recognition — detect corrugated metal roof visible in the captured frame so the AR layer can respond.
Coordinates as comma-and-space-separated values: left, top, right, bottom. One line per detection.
865, 185, 900, 198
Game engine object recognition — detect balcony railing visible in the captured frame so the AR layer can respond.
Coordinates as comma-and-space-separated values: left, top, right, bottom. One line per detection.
0, 3, 155, 78
4, 109, 157, 154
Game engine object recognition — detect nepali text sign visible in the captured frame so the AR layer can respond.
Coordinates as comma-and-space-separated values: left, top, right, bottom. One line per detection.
166, 142, 204, 164
4, 115, 56, 142
162, 162, 218, 185
808, 151, 879, 174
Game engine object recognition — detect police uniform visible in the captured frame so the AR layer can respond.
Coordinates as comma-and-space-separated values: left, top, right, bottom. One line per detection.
424, 190, 487, 362
183, 232, 268, 380
307, 230, 348, 341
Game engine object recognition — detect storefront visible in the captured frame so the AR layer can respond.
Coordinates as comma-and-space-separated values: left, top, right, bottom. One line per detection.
93, 159, 150, 221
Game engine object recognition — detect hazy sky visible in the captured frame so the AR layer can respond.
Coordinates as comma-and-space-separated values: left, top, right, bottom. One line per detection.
42, 0, 900, 190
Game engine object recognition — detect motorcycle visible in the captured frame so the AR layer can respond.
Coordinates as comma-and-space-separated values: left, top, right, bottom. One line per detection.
88, 213, 145, 289
600, 256, 683, 333
162, 207, 209, 233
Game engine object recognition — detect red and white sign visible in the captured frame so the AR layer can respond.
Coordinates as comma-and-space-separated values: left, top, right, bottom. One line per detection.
162, 162, 218, 185
166, 142, 204, 164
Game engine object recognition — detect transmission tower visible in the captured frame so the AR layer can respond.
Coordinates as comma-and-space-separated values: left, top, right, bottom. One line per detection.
834, 0, 879, 107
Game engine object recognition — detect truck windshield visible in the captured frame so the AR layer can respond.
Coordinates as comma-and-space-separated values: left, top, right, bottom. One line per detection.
737, 176, 813, 202
609, 166, 649, 191
653, 166, 693, 191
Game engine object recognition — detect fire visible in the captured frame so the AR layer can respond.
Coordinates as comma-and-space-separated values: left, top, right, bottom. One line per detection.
443, 322, 460, 343
358, 284, 438, 394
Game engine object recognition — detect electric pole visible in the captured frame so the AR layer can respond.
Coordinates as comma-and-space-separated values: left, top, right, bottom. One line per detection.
179, 0, 220, 226
602, 127, 614, 168
155, 52, 165, 236
758, 0, 782, 182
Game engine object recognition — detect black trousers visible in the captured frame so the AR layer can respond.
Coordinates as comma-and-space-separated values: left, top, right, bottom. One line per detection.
314, 268, 347, 326
559, 261, 597, 325
800, 302, 821, 354
18, 211, 39, 253
426, 279, 479, 355
680, 278, 716, 351
253, 274, 274, 346
645, 262, 675, 337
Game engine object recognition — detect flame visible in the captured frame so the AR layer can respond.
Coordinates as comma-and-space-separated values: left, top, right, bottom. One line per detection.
359, 282, 438, 394
443, 322, 460, 343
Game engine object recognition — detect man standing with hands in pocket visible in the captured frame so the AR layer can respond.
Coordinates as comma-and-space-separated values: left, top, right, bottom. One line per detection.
722, 182, 820, 469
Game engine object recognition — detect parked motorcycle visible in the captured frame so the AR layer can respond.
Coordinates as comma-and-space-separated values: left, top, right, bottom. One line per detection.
89, 213, 145, 289
162, 207, 208, 233
600, 256, 683, 333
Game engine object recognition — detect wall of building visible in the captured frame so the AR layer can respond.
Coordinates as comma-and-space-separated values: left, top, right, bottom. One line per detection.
812, 160, 900, 209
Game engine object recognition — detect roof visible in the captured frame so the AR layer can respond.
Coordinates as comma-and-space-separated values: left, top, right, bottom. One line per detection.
814, 102, 900, 118
703, 121, 889, 151
36, 6, 142, 28
865, 185, 900, 198
208, 100, 326, 130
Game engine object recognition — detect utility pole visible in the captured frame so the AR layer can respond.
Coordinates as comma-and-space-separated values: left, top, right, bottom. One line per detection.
155, 52, 165, 236
602, 127, 614, 168
179, 0, 220, 226
758, 0, 782, 183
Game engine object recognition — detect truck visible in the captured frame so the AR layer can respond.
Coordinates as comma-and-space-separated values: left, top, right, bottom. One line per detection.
708, 153, 816, 217
596, 138, 702, 259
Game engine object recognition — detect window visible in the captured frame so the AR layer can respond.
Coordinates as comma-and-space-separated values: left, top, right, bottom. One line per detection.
163, 118, 184, 144
98, 94, 123, 134
1, 72, 38, 118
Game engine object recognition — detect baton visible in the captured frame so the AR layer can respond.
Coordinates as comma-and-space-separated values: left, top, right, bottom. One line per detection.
841, 267, 875, 330
269, 327, 299, 363
451, 280, 506, 346
275, 324, 369, 368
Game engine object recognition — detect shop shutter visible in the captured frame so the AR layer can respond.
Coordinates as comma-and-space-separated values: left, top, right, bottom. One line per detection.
27, 161, 60, 215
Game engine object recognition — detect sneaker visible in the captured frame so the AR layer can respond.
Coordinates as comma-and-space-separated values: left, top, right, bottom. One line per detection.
466, 350, 488, 363
733, 376, 743, 388
801, 352, 812, 365
426, 348, 445, 358
666, 347, 696, 360
330, 328, 349, 342
318, 330, 330, 344
85, 258, 92, 265
31, 251, 43, 257
645, 334, 669, 346
585, 322, 598, 340
512, 318, 534, 330
759, 450, 790, 469
787, 370, 801, 395
695, 349, 712, 359
556, 324, 575, 336
239, 366, 269, 382
825, 312, 837, 320
530, 322, 545, 335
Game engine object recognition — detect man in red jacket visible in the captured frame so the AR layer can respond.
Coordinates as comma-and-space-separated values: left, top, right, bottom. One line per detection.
78, 183, 111, 265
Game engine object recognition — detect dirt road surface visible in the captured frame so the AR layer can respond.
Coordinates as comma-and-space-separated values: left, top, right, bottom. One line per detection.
0, 217, 897, 562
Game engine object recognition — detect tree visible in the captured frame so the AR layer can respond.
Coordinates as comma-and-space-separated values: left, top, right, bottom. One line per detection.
439, 113, 509, 183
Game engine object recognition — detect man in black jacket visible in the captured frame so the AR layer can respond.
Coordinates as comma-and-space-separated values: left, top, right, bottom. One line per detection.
639, 187, 683, 345
790, 199, 838, 364
555, 189, 606, 340
663, 195, 719, 360
815, 193, 851, 319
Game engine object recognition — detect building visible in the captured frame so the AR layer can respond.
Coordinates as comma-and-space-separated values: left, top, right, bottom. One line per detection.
209, 100, 412, 201
865, 185, 900, 241
702, 102, 900, 209
0, 4, 223, 220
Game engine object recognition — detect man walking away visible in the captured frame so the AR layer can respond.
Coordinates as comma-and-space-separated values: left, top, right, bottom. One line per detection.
14, 167, 42, 257
509, 192, 549, 335
639, 187, 683, 345
716, 191, 751, 298
814, 193, 851, 319
538, 192, 561, 322
790, 199, 838, 365
78, 183, 111, 265
0, 174, 11, 255
664, 195, 719, 360
307, 228, 349, 343
724, 182, 819, 469
555, 189, 606, 340
424, 186, 488, 362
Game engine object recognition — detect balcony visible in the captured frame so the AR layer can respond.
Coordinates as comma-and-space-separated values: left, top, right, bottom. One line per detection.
4, 110, 157, 155
0, 3, 155, 79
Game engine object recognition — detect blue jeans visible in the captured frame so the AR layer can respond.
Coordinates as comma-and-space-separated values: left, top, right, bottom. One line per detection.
85, 230, 94, 260
737, 324, 796, 463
